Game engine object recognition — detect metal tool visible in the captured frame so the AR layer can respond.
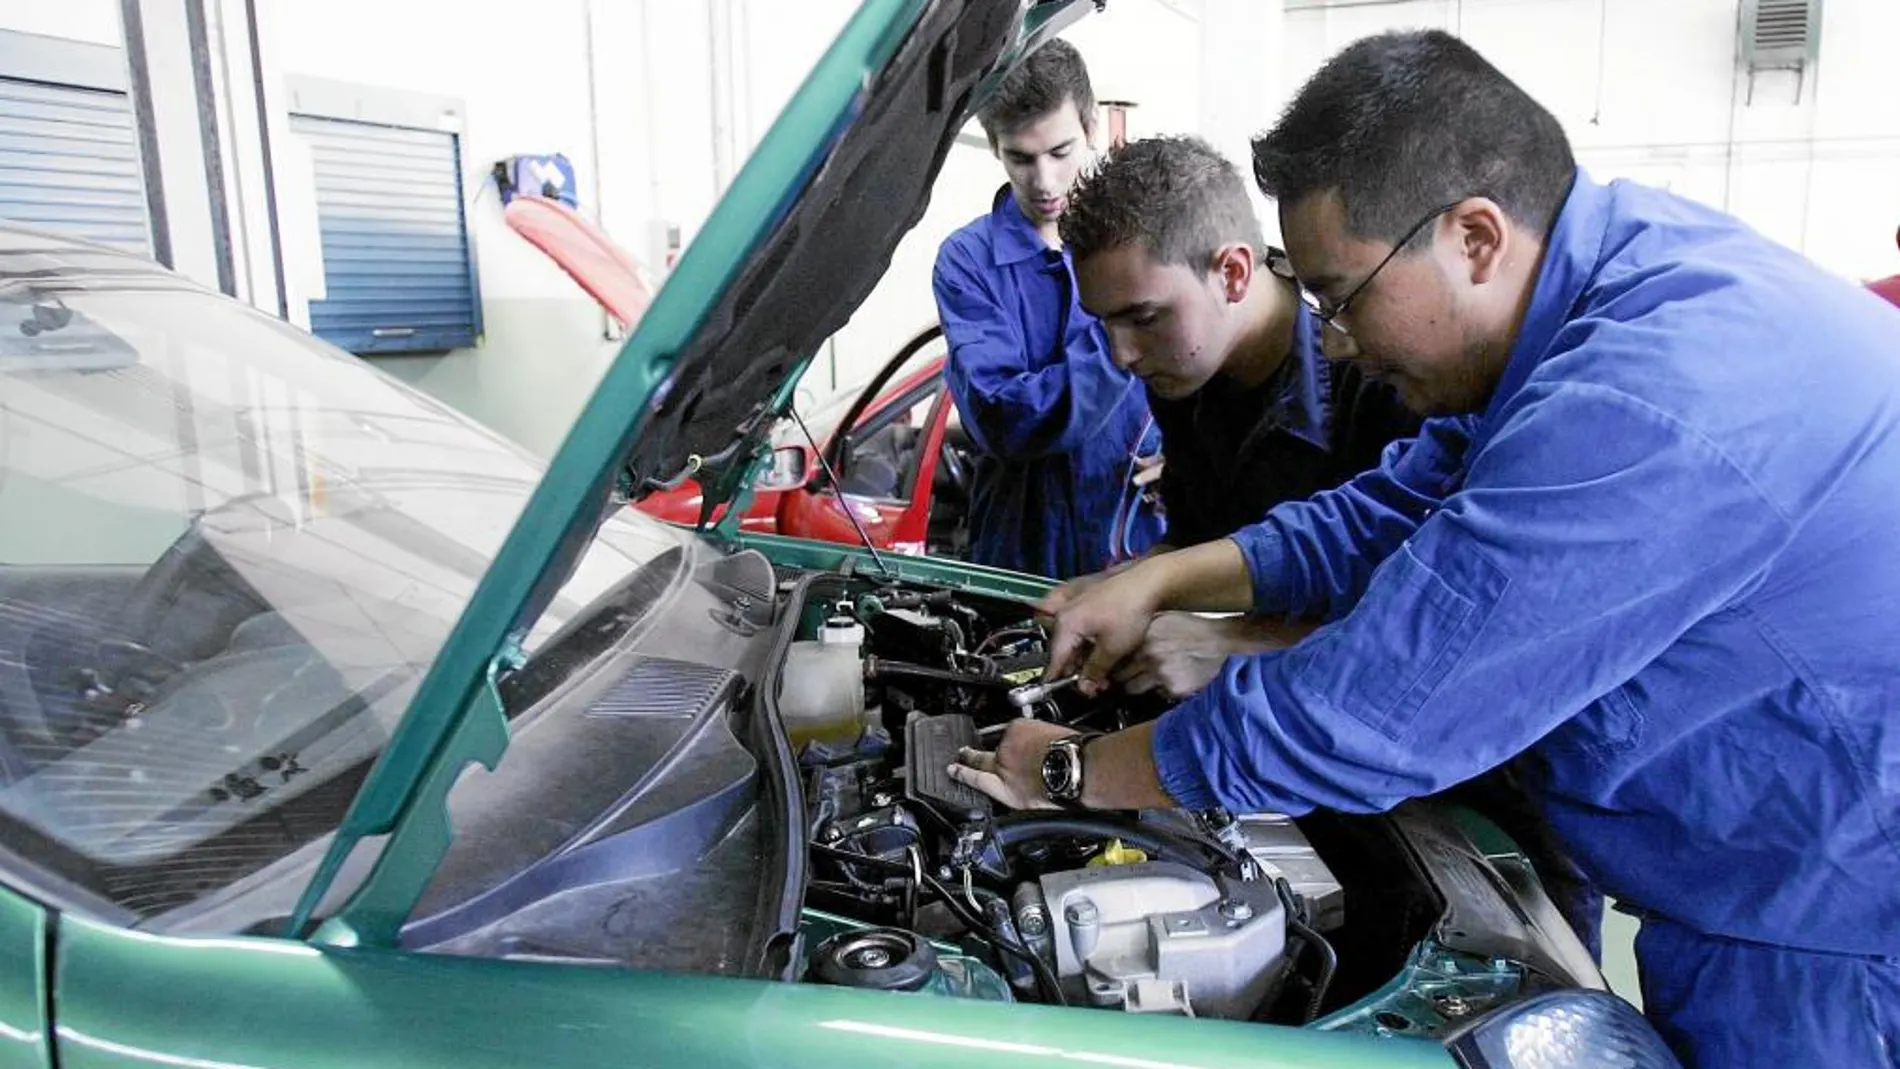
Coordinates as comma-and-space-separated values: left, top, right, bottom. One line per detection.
1007, 673, 1080, 712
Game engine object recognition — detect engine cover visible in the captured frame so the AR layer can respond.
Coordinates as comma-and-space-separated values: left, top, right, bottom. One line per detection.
1032, 860, 1286, 1019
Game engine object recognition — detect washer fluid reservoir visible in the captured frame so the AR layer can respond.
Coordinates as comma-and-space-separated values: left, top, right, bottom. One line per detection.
779, 614, 866, 749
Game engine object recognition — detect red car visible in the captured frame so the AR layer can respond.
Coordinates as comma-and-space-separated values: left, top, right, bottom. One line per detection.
508, 195, 972, 558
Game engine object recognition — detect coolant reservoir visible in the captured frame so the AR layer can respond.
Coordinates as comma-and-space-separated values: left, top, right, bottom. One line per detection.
779, 615, 866, 750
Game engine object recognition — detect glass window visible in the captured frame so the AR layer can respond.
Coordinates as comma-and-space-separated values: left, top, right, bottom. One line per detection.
0, 235, 679, 916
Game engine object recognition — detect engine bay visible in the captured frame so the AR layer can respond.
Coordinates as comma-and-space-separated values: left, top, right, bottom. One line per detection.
770, 571, 1565, 1031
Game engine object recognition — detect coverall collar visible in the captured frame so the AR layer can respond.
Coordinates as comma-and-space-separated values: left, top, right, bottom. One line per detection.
1260, 302, 1332, 453
987, 185, 1056, 267
1478, 168, 1609, 446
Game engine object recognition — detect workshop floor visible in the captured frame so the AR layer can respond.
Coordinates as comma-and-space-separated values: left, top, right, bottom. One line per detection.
1602, 905, 1643, 1007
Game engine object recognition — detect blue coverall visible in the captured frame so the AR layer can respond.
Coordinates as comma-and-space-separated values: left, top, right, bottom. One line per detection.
932, 187, 1162, 578
1152, 171, 1900, 1067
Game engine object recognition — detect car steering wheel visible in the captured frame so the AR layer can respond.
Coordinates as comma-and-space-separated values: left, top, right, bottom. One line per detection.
938, 440, 970, 499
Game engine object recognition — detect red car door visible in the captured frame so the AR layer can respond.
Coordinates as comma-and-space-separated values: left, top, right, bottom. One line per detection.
779, 333, 960, 556
496, 202, 969, 555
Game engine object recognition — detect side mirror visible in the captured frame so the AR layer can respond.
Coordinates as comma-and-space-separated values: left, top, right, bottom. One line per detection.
753, 445, 810, 491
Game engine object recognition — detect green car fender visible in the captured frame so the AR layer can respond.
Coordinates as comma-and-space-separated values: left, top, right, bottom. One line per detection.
42, 890, 1454, 1069
0, 887, 47, 1069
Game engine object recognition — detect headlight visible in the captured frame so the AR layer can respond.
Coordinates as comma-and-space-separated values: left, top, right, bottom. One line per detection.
1447, 990, 1682, 1069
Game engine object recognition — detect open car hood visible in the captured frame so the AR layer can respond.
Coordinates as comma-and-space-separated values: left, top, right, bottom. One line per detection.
288, 0, 1102, 945
619, 0, 1096, 518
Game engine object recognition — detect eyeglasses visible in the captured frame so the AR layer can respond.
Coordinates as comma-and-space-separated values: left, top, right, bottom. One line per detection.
1297, 202, 1462, 330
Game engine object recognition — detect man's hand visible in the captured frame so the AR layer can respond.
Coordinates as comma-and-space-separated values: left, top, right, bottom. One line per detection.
947, 719, 1076, 810
1038, 569, 1115, 619
1113, 613, 1239, 699
1037, 563, 1168, 693
1040, 539, 1258, 693
951, 721, 1176, 811
1113, 613, 1320, 699
1039, 552, 1157, 618
1132, 452, 1165, 488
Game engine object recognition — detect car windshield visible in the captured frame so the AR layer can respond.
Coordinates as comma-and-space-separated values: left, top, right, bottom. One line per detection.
0, 231, 680, 916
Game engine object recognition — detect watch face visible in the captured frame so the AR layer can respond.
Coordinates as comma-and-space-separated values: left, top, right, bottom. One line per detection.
1041, 744, 1077, 799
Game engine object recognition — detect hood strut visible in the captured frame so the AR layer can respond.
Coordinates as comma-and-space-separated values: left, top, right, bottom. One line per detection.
789, 406, 894, 579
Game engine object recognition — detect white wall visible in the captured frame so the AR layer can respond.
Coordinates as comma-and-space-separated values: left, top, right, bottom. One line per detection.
0, 0, 1236, 451
1197, 0, 1289, 239
1070, 1, 1206, 144
258, 0, 617, 456
0, 0, 118, 45
28, 2, 1890, 454
269, 0, 609, 305
258, 0, 873, 452
1283, 0, 1900, 283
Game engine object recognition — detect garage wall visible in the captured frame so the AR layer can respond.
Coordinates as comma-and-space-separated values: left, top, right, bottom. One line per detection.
260, 0, 617, 457
1282, 0, 1900, 283
17, 2, 1885, 455
0, 0, 118, 46
0, 1, 1235, 454
308, 0, 1214, 442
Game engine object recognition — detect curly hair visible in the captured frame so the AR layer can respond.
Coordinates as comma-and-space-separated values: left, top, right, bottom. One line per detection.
1059, 135, 1265, 269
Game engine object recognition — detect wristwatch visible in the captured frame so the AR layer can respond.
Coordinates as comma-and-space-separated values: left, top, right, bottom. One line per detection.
1040, 732, 1105, 808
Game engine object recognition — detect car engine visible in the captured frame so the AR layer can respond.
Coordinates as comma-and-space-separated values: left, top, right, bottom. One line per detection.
778, 574, 1348, 1022
363, 550, 1581, 1041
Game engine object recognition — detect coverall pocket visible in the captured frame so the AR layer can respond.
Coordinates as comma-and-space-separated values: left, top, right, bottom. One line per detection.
1289, 540, 1502, 741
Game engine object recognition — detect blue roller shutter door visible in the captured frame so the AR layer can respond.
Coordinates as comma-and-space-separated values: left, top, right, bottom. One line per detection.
290, 114, 480, 354
0, 76, 150, 255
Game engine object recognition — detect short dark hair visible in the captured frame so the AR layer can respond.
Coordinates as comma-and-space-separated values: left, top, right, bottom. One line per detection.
978, 38, 1096, 143
1252, 30, 1575, 244
1061, 135, 1265, 271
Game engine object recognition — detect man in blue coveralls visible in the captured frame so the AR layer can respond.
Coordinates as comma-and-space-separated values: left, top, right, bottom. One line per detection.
950, 30, 1900, 1066
1056, 134, 1422, 697
932, 39, 1159, 578
1058, 133, 1606, 960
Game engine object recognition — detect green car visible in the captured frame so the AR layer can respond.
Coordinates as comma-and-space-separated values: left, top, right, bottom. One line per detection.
0, 2, 1680, 1067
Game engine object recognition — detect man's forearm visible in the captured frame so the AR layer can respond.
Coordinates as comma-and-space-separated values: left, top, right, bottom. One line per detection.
1140, 537, 1256, 613
1108, 542, 1173, 575
1222, 614, 1320, 651
1080, 722, 1177, 810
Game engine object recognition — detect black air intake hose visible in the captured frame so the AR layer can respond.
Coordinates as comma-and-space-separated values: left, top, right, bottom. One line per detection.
974, 812, 1244, 881
863, 656, 1011, 689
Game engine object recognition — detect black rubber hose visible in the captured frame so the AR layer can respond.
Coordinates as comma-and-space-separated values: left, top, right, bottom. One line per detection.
864, 657, 1011, 689
1276, 878, 1337, 1023
829, 823, 922, 892
808, 841, 1065, 1006
918, 870, 1066, 1006
988, 812, 1241, 877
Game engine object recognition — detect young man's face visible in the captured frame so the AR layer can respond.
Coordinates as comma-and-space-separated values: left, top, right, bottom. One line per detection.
1075, 242, 1237, 400
1279, 189, 1507, 415
992, 102, 1093, 229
